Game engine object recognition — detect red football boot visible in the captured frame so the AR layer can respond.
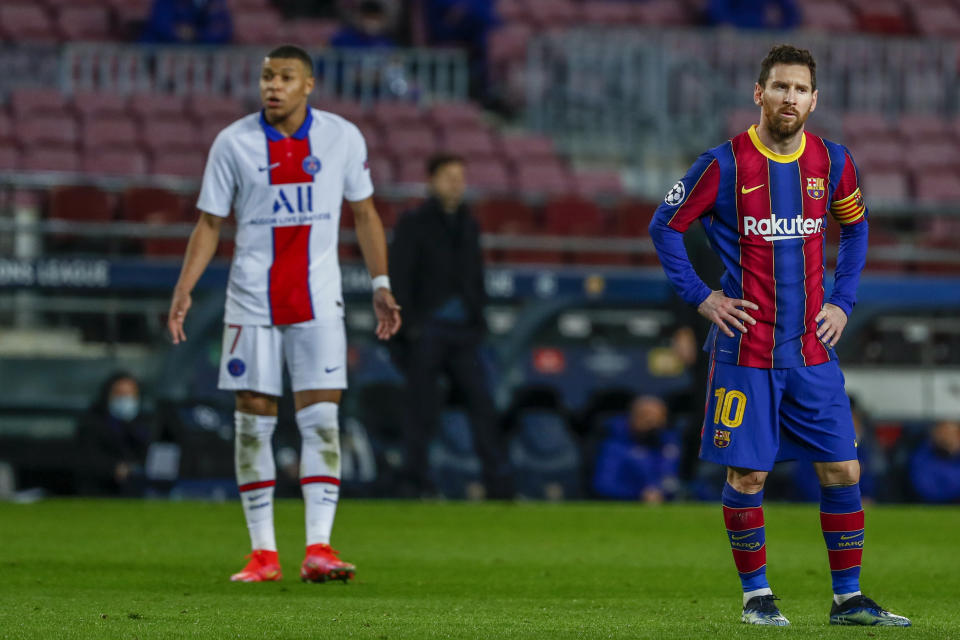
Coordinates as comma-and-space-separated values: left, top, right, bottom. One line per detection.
230, 549, 282, 582
300, 544, 355, 583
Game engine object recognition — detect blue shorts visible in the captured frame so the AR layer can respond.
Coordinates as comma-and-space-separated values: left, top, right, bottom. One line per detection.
698, 358, 857, 471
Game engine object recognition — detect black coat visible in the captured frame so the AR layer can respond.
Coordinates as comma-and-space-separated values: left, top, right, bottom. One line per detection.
389, 197, 487, 341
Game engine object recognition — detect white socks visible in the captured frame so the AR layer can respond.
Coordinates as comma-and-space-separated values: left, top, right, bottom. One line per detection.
297, 402, 341, 546
834, 591, 861, 605
743, 587, 773, 607
234, 411, 278, 552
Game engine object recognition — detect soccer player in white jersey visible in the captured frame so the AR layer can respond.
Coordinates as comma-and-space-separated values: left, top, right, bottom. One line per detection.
166, 45, 401, 583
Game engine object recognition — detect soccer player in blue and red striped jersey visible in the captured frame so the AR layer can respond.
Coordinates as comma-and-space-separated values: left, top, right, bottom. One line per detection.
649, 44, 911, 627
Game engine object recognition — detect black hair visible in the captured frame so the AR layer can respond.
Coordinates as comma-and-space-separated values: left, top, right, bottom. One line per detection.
426, 152, 465, 176
266, 44, 314, 77
758, 44, 816, 90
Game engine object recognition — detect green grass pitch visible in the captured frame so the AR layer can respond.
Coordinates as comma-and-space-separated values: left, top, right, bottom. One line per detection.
1, 499, 957, 639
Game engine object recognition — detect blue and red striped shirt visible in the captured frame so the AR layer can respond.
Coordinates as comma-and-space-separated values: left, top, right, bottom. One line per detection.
649, 125, 868, 369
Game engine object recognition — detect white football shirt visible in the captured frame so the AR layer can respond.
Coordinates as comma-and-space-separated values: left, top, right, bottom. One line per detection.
197, 108, 373, 326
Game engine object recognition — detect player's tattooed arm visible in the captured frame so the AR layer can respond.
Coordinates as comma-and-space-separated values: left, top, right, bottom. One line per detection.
815, 303, 847, 348
697, 290, 758, 338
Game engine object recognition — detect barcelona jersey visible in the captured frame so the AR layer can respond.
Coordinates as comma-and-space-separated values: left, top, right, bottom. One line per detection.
650, 125, 868, 369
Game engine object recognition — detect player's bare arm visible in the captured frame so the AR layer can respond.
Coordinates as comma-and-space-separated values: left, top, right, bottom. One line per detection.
349, 196, 402, 340
697, 290, 759, 338
815, 303, 847, 348
167, 212, 223, 344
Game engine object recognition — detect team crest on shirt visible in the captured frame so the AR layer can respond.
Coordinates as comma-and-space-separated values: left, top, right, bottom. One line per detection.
664, 181, 686, 206
302, 155, 322, 175
806, 177, 825, 199
227, 358, 246, 377
714, 429, 731, 448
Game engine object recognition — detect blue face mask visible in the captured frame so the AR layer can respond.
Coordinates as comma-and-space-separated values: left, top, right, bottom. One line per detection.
108, 395, 140, 422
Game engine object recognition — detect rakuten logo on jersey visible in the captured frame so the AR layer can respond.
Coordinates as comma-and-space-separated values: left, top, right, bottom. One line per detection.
743, 214, 823, 241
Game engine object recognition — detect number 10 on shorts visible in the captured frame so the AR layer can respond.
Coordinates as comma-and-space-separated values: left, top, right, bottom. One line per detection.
713, 387, 746, 428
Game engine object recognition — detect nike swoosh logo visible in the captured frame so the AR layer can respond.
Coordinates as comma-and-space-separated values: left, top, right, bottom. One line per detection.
741, 184, 764, 194
839, 533, 863, 540
731, 532, 755, 540
324, 366, 342, 373
258, 162, 281, 172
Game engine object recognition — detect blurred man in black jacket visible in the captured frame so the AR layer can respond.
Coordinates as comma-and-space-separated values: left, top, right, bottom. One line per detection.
390, 153, 511, 498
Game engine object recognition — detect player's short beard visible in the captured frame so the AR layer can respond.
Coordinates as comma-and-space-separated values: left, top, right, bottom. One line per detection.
763, 105, 808, 141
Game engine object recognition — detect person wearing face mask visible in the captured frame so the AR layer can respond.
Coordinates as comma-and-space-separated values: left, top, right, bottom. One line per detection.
76, 372, 157, 497
593, 395, 681, 503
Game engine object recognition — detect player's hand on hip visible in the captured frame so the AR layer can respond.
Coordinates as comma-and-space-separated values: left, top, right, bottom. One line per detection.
373, 287, 402, 340
697, 290, 758, 338
815, 302, 847, 348
167, 289, 192, 344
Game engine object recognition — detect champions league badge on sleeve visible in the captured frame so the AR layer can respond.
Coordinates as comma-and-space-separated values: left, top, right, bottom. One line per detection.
664, 181, 686, 206
302, 155, 322, 175
227, 358, 246, 377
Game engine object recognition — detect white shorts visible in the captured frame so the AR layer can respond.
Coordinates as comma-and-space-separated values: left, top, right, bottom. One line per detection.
217, 317, 347, 396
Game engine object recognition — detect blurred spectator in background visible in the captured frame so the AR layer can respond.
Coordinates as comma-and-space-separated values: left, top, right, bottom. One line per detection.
593, 395, 681, 503
704, 0, 800, 30
424, 0, 500, 101
910, 420, 960, 503
332, 0, 400, 49
390, 153, 512, 499
141, 0, 233, 44
76, 372, 159, 497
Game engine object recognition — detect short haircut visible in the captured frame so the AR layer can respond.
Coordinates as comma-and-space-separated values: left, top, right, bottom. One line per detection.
266, 45, 314, 77
427, 152, 464, 176
757, 44, 816, 90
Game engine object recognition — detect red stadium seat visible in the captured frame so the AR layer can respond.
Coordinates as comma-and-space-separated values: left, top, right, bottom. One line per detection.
612, 199, 658, 237
848, 138, 904, 172
913, 171, 960, 204
543, 195, 605, 235
524, 0, 581, 27
0, 147, 17, 171
14, 116, 79, 148
83, 149, 148, 175
725, 108, 759, 138
73, 92, 129, 121
198, 116, 236, 149
141, 118, 201, 153
574, 170, 623, 199
284, 19, 339, 48
394, 154, 433, 184
384, 126, 439, 157
841, 112, 894, 141
373, 197, 396, 229
0, 4, 59, 42
495, 0, 529, 23
120, 187, 186, 223
800, 0, 858, 31
498, 134, 556, 163
473, 198, 536, 233
904, 140, 960, 174
911, 2, 960, 37
465, 160, 513, 193
9, 88, 69, 119
516, 162, 574, 196
232, 9, 284, 45
185, 94, 246, 121
56, 5, 111, 40
581, 2, 634, 25
367, 156, 395, 187
895, 114, 950, 143
316, 98, 368, 124
633, 0, 692, 26
49, 185, 113, 222
428, 102, 486, 130
371, 102, 425, 129
488, 23, 532, 66
441, 129, 499, 159
861, 170, 909, 205
498, 218, 565, 265
22, 148, 80, 173
0, 114, 10, 144
151, 151, 206, 178
128, 93, 187, 121
849, 0, 911, 34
